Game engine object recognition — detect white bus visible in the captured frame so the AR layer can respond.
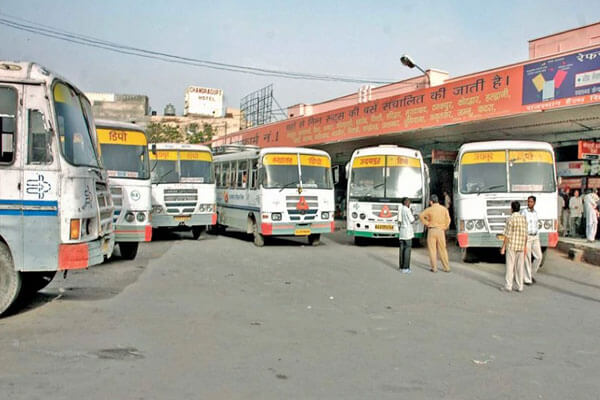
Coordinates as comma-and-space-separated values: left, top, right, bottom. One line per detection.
346, 145, 428, 245
213, 146, 335, 246
97, 120, 151, 259
149, 143, 216, 239
0, 62, 114, 315
454, 140, 558, 262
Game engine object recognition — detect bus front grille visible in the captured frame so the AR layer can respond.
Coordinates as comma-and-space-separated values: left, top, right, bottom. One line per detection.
485, 199, 526, 232
110, 186, 123, 222
164, 188, 198, 214
96, 181, 114, 235
286, 195, 318, 220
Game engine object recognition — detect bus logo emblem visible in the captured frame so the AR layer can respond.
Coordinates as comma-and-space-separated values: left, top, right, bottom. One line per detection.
296, 196, 309, 211
379, 205, 392, 218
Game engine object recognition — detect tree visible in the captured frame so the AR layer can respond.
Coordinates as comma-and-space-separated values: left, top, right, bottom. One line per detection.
147, 122, 182, 143
188, 123, 214, 144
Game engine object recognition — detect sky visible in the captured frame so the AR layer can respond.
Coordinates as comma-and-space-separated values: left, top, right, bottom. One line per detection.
1, 1, 599, 116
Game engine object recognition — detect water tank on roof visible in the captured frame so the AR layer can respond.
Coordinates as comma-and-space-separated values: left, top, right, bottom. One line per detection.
164, 103, 176, 116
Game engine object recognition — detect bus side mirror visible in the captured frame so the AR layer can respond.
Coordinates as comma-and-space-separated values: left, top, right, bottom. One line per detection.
453, 170, 458, 179
345, 162, 350, 179
557, 176, 562, 185
151, 143, 157, 155
332, 165, 340, 184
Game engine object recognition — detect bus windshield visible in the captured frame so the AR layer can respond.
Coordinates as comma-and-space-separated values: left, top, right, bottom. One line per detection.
349, 155, 422, 199
150, 150, 178, 184
459, 150, 555, 194
53, 82, 99, 168
508, 150, 556, 192
98, 129, 149, 179
180, 151, 214, 183
262, 153, 332, 189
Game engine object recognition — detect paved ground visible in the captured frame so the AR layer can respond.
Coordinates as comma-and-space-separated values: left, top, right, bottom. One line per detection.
1, 229, 599, 399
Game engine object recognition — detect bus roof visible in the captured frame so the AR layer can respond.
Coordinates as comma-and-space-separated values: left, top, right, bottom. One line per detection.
350, 145, 423, 159
148, 143, 212, 152
95, 119, 146, 133
214, 146, 331, 162
458, 140, 554, 153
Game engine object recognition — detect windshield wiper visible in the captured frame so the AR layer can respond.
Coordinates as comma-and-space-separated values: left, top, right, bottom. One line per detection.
477, 184, 505, 195
157, 169, 176, 183
279, 180, 299, 192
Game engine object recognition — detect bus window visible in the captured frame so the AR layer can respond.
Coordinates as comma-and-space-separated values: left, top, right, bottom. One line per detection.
237, 160, 248, 188
28, 109, 53, 164
250, 159, 258, 189
0, 86, 17, 164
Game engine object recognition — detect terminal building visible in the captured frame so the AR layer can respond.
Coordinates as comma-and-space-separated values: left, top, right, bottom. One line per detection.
213, 22, 600, 197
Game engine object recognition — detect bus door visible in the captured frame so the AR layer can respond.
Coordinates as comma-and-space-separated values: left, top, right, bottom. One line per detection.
22, 84, 59, 270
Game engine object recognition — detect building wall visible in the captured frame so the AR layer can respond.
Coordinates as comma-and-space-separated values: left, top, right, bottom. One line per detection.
150, 107, 242, 140
86, 92, 150, 124
529, 22, 600, 59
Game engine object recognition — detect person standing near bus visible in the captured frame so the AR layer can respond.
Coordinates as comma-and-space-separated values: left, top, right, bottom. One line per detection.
569, 189, 583, 237
419, 194, 451, 273
398, 197, 415, 273
521, 196, 542, 285
560, 188, 570, 236
583, 189, 599, 242
500, 201, 528, 292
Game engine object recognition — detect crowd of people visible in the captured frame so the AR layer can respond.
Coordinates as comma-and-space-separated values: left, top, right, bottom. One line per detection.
559, 187, 600, 242
395, 191, 593, 293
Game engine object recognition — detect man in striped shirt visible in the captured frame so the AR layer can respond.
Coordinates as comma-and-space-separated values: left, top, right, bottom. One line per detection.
500, 201, 528, 292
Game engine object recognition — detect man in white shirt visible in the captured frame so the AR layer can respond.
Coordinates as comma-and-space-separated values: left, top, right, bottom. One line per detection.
521, 196, 542, 285
398, 197, 415, 273
569, 189, 583, 237
583, 189, 599, 242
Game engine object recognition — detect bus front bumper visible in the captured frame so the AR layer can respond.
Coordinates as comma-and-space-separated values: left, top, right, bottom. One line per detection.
260, 221, 334, 236
457, 231, 558, 248
58, 234, 114, 270
347, 230, 424, 239
115, 224, 152, 242
151, 213, 217, 228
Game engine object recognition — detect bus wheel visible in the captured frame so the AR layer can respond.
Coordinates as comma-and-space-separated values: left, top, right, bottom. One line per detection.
21, 271, 56, 294
0, 242, 22, 316
191, 226, 205, 240
308, 234, 321, 246
461, 247, 477, 263
252, 222, 265, 247
354, 236, 365, 246
119, 243, 139, 260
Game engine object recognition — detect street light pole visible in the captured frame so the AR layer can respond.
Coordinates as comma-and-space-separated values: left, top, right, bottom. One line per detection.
400, 54, 430, 87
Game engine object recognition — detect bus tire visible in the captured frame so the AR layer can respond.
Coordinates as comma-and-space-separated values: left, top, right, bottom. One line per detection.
539, 247, 547, 268
354, 236, 365, 246
0, 242, 22, 316
119, 242, 139, 260
21, 271, 56, 294
308, 234, 321, 246
461, 247, 477, 263
191, 226, 205, 240
252, 222, 265, 247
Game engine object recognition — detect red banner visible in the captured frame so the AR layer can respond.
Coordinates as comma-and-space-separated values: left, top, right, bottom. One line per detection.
578, 140, 600, 159
431, 149, 458, 165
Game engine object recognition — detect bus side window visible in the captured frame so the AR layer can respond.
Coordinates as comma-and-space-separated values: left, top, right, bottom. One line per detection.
0, 86, 17, 164
27, 109, 54, 164
214, 163, 221, 187
225, 162, 232, 188
238, 160, 248, 188
250, 159, 258, 189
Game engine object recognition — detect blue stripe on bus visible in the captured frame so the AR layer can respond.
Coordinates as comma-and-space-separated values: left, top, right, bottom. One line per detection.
0, 210, 21, 216
216, 203, 261, 212
23, 210, 58, 216
0, 199, 58, 207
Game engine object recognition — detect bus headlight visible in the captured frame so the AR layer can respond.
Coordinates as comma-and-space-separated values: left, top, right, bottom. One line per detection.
125, 212, 135, 223
152, 205, 164, 214
537, 220, 542, 230
271, 212, 282, 221
466, 220, 475, 231
359, 213, 366, 220
321, 212, 329, 219
206, 204, 213, 213
351, 212, 358, 219
543, 220, 552, 230
475, 220, 484, 230
136, 212, 146, 222
198, 204, 206, 212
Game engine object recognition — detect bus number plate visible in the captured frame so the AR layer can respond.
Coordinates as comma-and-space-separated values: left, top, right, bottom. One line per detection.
174, 216, 191, 222
375, 224, 394, 230
295, 228, 311, 236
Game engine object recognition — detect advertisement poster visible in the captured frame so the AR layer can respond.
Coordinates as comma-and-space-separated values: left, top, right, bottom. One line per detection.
522, 46, 600, 105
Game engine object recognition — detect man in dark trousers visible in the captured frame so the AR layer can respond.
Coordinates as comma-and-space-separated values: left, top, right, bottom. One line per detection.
398, 197, 415, 273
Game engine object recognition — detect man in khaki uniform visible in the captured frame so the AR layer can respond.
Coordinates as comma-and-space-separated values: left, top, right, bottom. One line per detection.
419, 194, 451, 272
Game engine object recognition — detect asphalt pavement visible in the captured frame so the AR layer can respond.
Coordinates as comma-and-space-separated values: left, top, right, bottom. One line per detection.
1, 229, 599, 399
